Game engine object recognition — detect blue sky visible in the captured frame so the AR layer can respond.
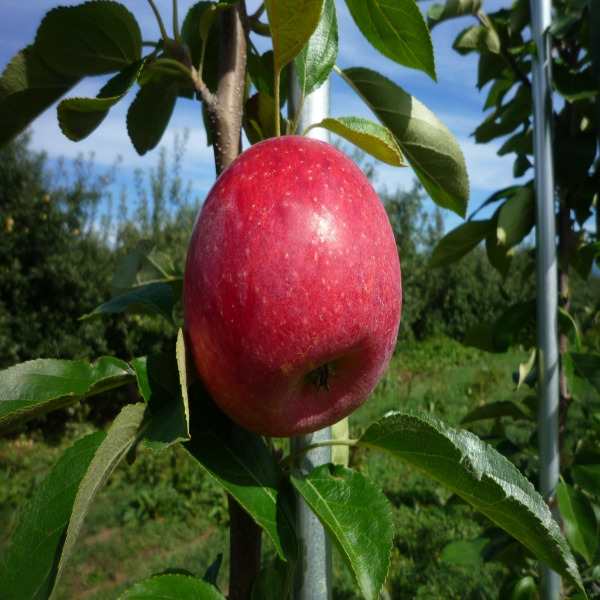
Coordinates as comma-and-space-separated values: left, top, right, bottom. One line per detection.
0, 0, 518, 231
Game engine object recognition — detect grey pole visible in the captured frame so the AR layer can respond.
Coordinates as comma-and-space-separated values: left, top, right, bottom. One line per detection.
529, 0, 560, 598
288, 75, 333, 600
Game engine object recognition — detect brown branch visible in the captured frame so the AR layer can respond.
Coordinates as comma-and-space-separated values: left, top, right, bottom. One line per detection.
211, 2, 248, 174
198, 3, 261, 598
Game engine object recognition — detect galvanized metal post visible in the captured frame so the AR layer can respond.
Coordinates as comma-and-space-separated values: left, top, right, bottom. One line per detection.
288, 74, 333, 600
529, 0, 561, 598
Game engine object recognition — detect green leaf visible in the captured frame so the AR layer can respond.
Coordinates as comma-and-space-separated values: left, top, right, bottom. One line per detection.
498, 130, 532, 156
342, 67, 469, 216
429, 220, 491, 268
428, 0, 482, 28
0, 357, 133, 433
510, 576, 537, 600
131, 333, 190, 450
496, 186, 534, 248
57, 60, 142, 141
453, 25, 501, 54
291, 464, 393, 600
308, 117, 405, 166
82, 281, 176, 322
185, 390, 297, 561
440, 537, 488, 566
0, 46, 78, 146
571, 242, 600, 279
360, 411, 584, 593
127, 80, 178, 155
119, 574, 226, 599
0, 432, 105, 600
570, 352, 600, 393
557, 481, 599, 565
52, 403, 147, 596
265, 0, 325, 72
572, 461, 600, 498
559, 307, 582, 351
553, 64, 598, 102
242, 92, 280, 144
295, 0, 338, 97
35, 1, 142, 77
461, 400, 532, 424
251, 558, 293, 600
345, 0, 435, 80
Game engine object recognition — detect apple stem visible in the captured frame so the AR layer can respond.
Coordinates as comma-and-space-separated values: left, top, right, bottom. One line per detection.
282, 439, 358, 469
274, 70, 281, 136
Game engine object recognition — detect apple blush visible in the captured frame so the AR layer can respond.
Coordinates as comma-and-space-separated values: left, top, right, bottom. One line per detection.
184, 136, 402, 437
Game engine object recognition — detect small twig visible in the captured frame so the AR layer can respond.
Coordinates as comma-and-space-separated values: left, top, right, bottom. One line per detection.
250, 3, 265, 20
274, 70, 281, 136
146, 0, 169, 41
191, 66, 217, 108
142, 40, 160, 48
172, 0, 180, 40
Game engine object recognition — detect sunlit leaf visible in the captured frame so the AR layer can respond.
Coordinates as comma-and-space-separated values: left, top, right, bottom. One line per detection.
307, 117, 404, 166
360, 412, 584, 593
0, 357, 133, 433
291, 464, 393, 600
345, 0, 435, 79
341, 67, 469, 216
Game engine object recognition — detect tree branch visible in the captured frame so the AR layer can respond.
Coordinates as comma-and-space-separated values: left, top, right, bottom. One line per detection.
199, 3, 259, 597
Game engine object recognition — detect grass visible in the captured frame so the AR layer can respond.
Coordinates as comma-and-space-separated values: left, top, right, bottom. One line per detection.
0, 337, 528, 599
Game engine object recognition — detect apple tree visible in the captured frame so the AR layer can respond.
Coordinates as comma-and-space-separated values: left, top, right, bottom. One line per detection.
427, 0, 600, 595
0, 1, 588, 598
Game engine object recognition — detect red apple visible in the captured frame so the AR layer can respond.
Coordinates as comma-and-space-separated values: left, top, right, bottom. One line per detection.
184, 136, 401, 437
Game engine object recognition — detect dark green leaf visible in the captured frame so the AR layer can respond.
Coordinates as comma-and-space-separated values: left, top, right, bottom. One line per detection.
0, 46, 78, 146
360, 411, 584, 592
291, 464, 393, 600
57, 60, 142, 141
571, 242, 600, 279
342, 67, 469, 216
265, 0, 325, 72
453, 25, 501, 54
0, 432, 105, 600
308, 117, 405, 166
496, 185, 534, 248
557, 481, 599, 565
429, 220, 491, 268
242, 92, 280, 143
549, 13, 579, 38
185, 390, 297, 561
553, 64, 598, 102
570, 352, 600, 393
486, 215, 512, 278
127, 81, 178, 155
572, 459, 600, 498
82, 281, 175, 322
295, 0, 338, 97
428, 0, 482, 28
509, 0, 530, 34
52, 403, 147, 594
131, 332, 190, 450
440, 538, 488, 566
202, 554, 223, 586
0, 357, 132, 433
498, 130, 532, 156
345, 0, 435, 80
251, 558, 293, 600
461, 400, 532, 424
513, 154, 531, 178
35, 1, 142, 77
484, 77, 515, 110
119, 574, 226, 599
478, 51, 508, 89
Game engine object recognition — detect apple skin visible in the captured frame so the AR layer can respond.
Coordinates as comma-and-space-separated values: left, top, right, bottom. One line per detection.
184, 136, 401, 437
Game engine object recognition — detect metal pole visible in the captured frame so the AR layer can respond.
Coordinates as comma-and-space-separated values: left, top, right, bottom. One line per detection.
288, 75, 333, 600
529, 0, 560, 598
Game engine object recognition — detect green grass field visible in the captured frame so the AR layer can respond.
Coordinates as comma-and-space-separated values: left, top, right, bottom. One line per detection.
0, 338, 528, 599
